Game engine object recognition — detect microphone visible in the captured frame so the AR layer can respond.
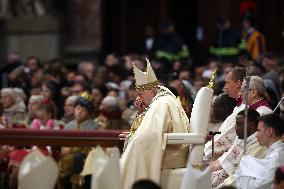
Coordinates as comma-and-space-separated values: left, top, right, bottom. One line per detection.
273, 96, 284, 113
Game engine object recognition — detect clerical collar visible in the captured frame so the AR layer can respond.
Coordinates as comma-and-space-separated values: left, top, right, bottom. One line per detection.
249, 98, 270, 110
236, 95, 242, 107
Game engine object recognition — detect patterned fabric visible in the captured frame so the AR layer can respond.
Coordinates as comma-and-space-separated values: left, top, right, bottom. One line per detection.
243, 28, 266, 62
204, 100, 271, 161
211, 133, 263, 187
120, 86, 189, 189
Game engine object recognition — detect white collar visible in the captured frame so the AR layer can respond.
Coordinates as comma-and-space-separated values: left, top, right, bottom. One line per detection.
266, 140, 284, 156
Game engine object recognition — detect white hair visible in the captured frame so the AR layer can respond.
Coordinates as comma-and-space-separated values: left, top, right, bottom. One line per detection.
66, 95, 78, 104
249, 76, 266, 97
29, 95, 44, 103
101, 96, 119, 112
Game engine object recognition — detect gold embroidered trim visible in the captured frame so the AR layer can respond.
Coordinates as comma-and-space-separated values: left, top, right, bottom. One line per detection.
135, 80, 159, 91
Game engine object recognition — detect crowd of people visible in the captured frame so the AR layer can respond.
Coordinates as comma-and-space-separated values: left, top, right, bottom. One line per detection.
0, 12, 284, 189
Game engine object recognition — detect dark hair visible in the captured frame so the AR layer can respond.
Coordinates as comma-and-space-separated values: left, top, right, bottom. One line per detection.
258, 113, 284, 137
167, 86, 179, 97
74, 96, 94, 114
219, 186, 236, 189
242, 11, 256, 26
26, 56, 41, 67
212, 93, 237, 122
231, 67, 246, 82
274, 166, 284, 184
73, 81, 91, 93
263, 52, 278, 60
160, 18, 174, 32
237, 108, 260, 125
132, 180, 161, 189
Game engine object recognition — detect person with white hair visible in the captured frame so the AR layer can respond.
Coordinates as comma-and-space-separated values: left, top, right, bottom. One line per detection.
0, 88, 27, 128
120, 59, 189, 189
204, 73, 272, 160
94, 95, 123, 130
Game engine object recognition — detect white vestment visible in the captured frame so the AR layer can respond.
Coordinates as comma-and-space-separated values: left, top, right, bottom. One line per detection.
204, 104, 272, 160
236, 140, 284, 189
212, 132, 266, 187
120, 86, 189, 189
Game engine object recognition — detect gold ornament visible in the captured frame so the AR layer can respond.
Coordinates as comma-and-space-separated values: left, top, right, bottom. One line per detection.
207, 70, 217, 89
80, 91, 92, 101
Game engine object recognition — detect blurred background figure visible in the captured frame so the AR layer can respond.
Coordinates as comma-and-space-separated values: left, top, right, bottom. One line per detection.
61, 95, 78, 124
241, 11, 266, 63
209, 16, 242, 64
153, 18, 189, 81
132, 179, 161, 189
0, 88, 26, 128
26, 95, 44, 125
95, 95, 124, 130
273, 166, 284, 189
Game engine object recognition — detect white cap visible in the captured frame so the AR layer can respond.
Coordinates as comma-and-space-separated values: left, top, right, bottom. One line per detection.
18, 149, 59, 189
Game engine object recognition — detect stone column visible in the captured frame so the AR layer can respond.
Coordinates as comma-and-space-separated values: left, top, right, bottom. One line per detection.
64, 0, 102, 64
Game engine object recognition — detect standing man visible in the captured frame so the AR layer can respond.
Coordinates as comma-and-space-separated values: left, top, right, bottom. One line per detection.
120, 59, 189, 189
236, 113, 284, 188
210, 16, 242, 64
241, 12, 266, 63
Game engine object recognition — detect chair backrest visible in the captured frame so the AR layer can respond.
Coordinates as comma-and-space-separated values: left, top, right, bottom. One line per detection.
189, 87, 213, 166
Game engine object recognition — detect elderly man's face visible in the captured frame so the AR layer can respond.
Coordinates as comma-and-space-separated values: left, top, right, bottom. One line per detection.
137, 89, 155, 107
0, 93, 14, 109
241, 81, 255, 105
224, 72, 242, 98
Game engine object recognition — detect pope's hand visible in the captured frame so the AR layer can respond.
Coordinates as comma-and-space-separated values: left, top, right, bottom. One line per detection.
119, 131, 130, 140
134, 96, 145, 114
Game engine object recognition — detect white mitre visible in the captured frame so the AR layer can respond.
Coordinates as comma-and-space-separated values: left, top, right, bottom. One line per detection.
133, 58, 158, 91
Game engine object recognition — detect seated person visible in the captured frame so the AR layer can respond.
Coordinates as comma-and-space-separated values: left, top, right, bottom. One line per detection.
61, 95, 78, 124
208, 93, 237, 133
120, 59, 189, 189
94, 95, 123, 130
59, 92, 99, 189
236, 113, 284, 188
210, 109, 266, 188
204, 76, 272, 160
26, 95, 44, 125
0, 88, 27, 128
65, 92, 99, 130
31, 100, 59, 129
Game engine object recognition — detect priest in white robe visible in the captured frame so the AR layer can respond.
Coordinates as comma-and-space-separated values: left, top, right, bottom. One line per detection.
120, 59, 190, 189
204, 67, 246, 160
236, 113, 284, 188
204, 75, 272, 160
210, 109, 266, 188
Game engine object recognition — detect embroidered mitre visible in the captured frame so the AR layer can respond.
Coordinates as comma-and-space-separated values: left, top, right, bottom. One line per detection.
133, 58, 158, 91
